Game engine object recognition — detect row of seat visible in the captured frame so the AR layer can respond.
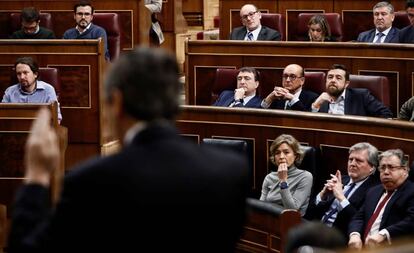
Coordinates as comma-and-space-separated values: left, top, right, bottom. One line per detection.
198, 12, 410, 41
212, 68, 390, 107
8, 12, 121, 60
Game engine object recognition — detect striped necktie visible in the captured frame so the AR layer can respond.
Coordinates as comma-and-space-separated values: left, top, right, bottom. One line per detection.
247, 32, 253, 41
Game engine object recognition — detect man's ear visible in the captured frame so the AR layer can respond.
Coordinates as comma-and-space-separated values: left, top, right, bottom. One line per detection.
344, 80, 350, 89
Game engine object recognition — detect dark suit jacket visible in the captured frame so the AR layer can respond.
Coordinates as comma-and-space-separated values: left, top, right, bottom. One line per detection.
357, 27, 399, 43
268, 89, 318, 111
318, 88, 393, 118
213, 90, 262, 108
399, 25, 414, 43
349, 180, 414, 240
229, 25, 281, 41
305, 175, 379, 239
8, 124, 249, 253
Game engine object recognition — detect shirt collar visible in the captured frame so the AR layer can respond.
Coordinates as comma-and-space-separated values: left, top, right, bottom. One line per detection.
376, 26, 392, 36
18, 80, 44, 95
332, 89, 346, 103
124, 121, 147, 145
246, 25, 262, 40
76, 23, 92, 34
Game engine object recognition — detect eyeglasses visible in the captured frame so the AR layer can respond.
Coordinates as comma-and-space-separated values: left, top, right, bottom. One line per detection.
241, 11, 258, 20
76, 12, 92, 17
378, 164, 404, 173
282, 74, 301, 81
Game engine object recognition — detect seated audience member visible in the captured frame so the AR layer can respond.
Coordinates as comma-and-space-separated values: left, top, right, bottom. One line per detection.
213, 67, 262, 108
10, 7, 55, 39
63, 1, 110, 60
285, 221, 346, 253
7, 47, 249, 252
399, 96, 414, 121
307, 14, 336, 42
261, 64, 318, 111
305, 142, 380, 240
229, 4, 281, 41
311, 64, 393, 118
348, 149, 414, 250
2, 56, 62, 122
399, 0, 414, 43
260, 134, 313, 216
357, 1, 399, 43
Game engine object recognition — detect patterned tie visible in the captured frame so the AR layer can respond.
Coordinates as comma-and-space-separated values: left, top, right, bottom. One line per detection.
322, 182, 356, 224
363, 191, 393, 239
247, 32, 253, 41
374, 32, 384, 43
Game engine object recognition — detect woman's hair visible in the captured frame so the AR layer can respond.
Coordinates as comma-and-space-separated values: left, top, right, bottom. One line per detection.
308, 15, 331, 41
269, 134, 304, 167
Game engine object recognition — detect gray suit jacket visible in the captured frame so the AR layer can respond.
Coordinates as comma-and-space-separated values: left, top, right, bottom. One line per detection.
229, 25, 281, 41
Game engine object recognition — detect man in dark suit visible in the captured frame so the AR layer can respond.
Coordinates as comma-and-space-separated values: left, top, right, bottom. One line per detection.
8, 47, 249, 252
357, 1, 399, 43
213, 67, 262, 108
399, 0, 414, 43
229, 4, 281, 41
261, 64, 318, 111
305, 142, 380, 239
311, 64, 392, 118
348, 149, 414, 250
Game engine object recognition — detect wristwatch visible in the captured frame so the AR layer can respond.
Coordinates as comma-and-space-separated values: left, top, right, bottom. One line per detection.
280, 181, 288, 190
234, 98, 244, 104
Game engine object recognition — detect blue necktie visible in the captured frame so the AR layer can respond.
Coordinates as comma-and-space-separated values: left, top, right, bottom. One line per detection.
322, 182, 356, 224
374, 32, 384, 43
247, 32, 253, 41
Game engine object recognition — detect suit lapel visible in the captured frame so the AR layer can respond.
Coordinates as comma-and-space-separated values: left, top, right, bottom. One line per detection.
257, 27, 266, 40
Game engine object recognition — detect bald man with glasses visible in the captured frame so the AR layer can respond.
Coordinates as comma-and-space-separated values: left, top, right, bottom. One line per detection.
229, 4, 281, 41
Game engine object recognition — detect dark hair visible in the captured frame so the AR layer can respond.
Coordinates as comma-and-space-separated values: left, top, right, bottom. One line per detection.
308, 15, 332, 39
21, 7, 40, 23
238, 67, 260, 81
74, 0, 94, 13
14, 57, 39, 76
327, 64, 350, 81
407, 0, 414, 9
285, 222, 346, 253
104, 47, 181, 121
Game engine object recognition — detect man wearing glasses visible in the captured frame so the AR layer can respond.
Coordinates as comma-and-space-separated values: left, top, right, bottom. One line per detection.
229, 4, 281, 41
63, 0, 109, 60
10, 7, 55, 39
399, 0, 414, 43
348, 149, 414, 250
261, 64, 318, 111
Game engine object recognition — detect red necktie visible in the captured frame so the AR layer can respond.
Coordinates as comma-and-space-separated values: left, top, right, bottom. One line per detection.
363, 191, 393, 239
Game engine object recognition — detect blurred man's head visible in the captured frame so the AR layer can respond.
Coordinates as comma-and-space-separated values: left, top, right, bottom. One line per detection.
20, 7, 40, 35
325, 64, 350, 98
14, 56, 39, 93
282, 64, 305, 94
372, 1, 395, 32
347, 142, 378, 182
236, 67, 259, 96
378, 149, 409, 191
240, 4, 261, 31
406, 0, 414, 26
73, 1, 94, 30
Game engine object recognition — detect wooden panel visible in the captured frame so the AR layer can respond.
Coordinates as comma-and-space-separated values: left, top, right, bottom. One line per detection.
177, 105, 414, 197
186, 40, 414, 117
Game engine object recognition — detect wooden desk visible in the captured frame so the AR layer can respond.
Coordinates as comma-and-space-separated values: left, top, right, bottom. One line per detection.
177, 105, 414, 197
185, 40, 414, 117
218, 0, 406, 41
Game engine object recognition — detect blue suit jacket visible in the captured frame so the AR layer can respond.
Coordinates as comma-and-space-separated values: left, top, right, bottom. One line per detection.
357, 27, 399, 43
318, 88, 393, 118
213, 90, 262, 108
305, 175, 379, 239
267, 89, 318, 111
229, 25, 281, 41
348, 180, 414, 240
399, 25, 414, 43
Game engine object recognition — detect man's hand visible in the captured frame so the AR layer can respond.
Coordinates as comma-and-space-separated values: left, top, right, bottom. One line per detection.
24, 108, 60, 187
348, 234, 363, 250
273, 87, 294, 101
330, 170, 346, 201
365, 233, 386, 249
234, 88, 246, 100
312, 92, 333, 110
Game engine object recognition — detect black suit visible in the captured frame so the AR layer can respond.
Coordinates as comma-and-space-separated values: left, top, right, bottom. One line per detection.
229, 25, 281, 41
8, 124, 249, 253
357, 27, 400, 43
267, 89, 318, 111
213, 90, 262, 108
349, 180, 414, 240
305, 175, 379, 239
318, 88, 393, 118
399, 25, 414, 43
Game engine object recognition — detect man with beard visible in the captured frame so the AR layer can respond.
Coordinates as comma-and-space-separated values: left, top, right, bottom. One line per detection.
229, 4, 281, 41
2, 56, 62, 123
311, 64, 392, 118
10, 7, 56, 39
348, 149, 414, 250
63, 0, 109, 60
357, 1, 399, 43
261, 64, 318, 111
